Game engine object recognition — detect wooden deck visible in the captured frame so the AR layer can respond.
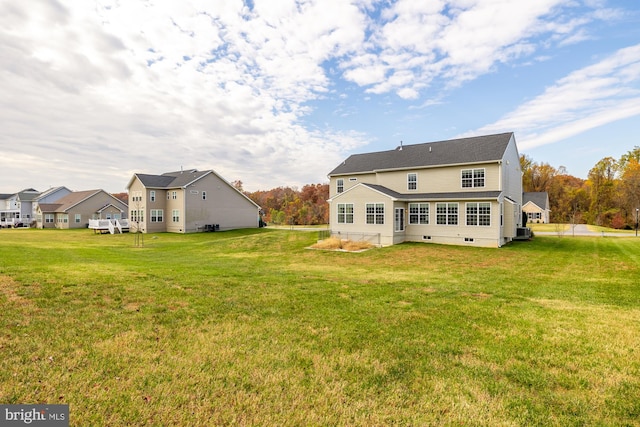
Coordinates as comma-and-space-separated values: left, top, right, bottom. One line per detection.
88, 219, 130, 234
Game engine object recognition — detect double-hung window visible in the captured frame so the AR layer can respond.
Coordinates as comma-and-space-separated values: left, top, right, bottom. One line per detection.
150, 191, 156, 202
466, 202, 491, 226
407, 173, 417, 190
151, 209, 164, 222
365, 203, 384, 224
172, 209, 180, 222
337, 179, 344, 194
436, 203, 458, 225
409, 203, 429, 224
337, 203, 353, 224
461, 168, 485, 188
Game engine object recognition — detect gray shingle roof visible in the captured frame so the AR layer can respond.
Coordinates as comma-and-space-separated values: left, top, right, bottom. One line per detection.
329, 132, 514, 176
523, 192, 549, 209
135, 169, 210, 188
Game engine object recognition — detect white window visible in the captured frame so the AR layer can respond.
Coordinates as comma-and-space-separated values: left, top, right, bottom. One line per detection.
365, 203, 384, 224
436, 203, 458, 225
466, 202, 491, 226
75, 214, 81, 223
202, 191, 207, 200
172, 209, 180, 222
409, 203, 429, 225
461, 168, 485, 188
45, 214, 54, 223
150, 191, 156, 202
151, 209, 164, 222
337, 179, 344, 193
337, 203, 353, 224
172, 191, 177, 200
407, 173, 417, 190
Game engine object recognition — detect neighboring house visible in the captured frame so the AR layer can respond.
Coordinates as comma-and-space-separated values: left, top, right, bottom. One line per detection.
126, 169, 261, 233
0, 188, 40, 226
36, 189, 128, 229
327, 132, 524, 248
523, 192, 550, 224
32, 186, 73, 221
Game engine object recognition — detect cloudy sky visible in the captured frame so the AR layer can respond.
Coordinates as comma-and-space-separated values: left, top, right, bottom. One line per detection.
2, 0, 639, 193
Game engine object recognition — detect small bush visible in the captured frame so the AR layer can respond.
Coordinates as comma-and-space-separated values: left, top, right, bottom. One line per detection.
311, 237, 373, 251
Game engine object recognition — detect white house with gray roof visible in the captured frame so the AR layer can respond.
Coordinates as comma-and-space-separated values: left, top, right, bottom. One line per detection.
523, 192, 550, 224
126, 169, 261, 233
327, 133, 523, 248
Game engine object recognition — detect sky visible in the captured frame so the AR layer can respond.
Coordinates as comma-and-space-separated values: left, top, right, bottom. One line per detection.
1, 0, 640, 194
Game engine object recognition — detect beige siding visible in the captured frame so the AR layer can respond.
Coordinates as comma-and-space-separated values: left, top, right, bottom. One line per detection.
182, 173, 258, 232
373, 164, 500, 193
331, 164, 502, 196
503, 199, 517, 241
330, 185, 394, 246
403, 200, 502, 247
166, 189, 185, 233
501, 135, 523, 228
330, 174, 376, 198
145, 188, 167, 233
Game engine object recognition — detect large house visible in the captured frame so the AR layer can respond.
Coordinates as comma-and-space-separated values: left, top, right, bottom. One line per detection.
523, 192, 550, 224
327, 133, 524, 248
126, 169, 261, 233
36, 189, 128, 229
0, 188, 41, 226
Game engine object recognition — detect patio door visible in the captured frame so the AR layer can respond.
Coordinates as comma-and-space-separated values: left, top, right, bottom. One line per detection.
394, 208, 405, 232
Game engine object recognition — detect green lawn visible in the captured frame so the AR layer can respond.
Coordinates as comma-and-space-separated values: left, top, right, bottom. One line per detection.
1, 228, 639, 426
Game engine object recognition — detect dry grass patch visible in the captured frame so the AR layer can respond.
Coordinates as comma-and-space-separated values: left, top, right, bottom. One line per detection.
310, 237, 374, 252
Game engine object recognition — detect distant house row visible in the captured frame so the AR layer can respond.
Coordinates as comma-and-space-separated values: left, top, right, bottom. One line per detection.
2, 133, 547, 246
0, 169, 261, 232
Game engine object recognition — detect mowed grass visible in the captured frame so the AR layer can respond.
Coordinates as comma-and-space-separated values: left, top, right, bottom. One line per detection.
0, 229, 639, 426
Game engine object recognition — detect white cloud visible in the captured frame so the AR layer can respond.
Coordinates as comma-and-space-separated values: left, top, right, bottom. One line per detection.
0, 0, 632, 193
0, 0, 370, 192
340, 0, 618, 96
470, 44, 640, 149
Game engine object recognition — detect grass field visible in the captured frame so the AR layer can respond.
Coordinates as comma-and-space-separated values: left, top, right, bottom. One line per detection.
1, 228, 639, 426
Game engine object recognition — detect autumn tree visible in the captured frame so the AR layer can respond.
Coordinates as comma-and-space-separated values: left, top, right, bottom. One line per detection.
246, 184, 329, 225
586, 157, 619, 226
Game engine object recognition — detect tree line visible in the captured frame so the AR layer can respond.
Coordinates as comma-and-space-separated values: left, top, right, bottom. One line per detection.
521, 146, 640, 228
115, 146, 640, 229
238, 182, 330, 226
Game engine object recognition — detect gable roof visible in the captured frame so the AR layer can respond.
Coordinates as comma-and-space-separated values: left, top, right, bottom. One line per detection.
129, 169, 211, 189
38, 190, 127, 213
36, 186, 72, 201
128, 169, 261, 209
523, 192, 549, 209
329, 132, 514, 176
16, 189, 41, 202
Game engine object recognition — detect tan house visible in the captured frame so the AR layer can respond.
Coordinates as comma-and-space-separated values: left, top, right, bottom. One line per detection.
126, 169, 261, 233
523, 192, 550, 224
36, 189, 128, 229
327, 133, 524, 248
